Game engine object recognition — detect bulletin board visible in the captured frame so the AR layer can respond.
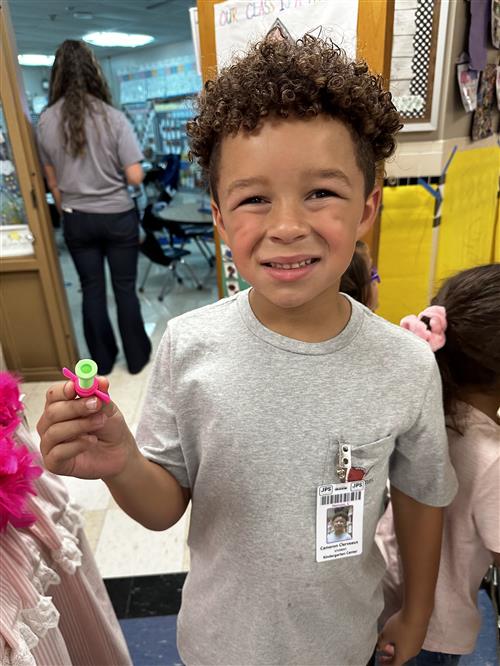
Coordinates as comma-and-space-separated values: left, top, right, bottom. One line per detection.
196, 0, 396, 298
390, 0, 449, 132
214, 0, 359, 69
118, 59, 201, 105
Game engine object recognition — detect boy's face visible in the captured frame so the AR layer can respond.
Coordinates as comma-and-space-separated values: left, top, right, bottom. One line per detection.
333, 516, 347, 534
212, 115, 380, 313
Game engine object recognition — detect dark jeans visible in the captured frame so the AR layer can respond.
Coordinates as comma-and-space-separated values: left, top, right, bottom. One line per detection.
405, 650, 461, 665
63, 208, 151, 374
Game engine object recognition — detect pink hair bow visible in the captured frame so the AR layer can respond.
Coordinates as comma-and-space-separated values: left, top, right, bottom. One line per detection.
400, 305, 447, 352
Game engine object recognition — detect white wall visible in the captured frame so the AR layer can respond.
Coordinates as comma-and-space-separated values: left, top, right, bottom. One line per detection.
20, 66, 51, 99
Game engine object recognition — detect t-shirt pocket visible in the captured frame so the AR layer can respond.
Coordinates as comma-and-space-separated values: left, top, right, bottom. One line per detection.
348, 435, 395, 531
349, 435, 394, 485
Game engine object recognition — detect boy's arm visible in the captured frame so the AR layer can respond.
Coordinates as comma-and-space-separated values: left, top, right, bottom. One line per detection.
378, 485, 443, 666
104, 447, 190, 531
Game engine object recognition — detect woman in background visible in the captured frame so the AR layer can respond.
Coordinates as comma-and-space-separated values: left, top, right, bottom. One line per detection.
37, 40, 151, 375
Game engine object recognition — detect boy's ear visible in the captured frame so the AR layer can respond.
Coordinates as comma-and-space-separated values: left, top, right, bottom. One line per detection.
211, 200, 230, 246
356, 186, 382, 240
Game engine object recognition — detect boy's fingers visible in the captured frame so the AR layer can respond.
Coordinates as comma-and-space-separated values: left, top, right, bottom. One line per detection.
44, 378, 109, 405
96, 376, 116, 417
44, 381, 75, 407
63, 380, 78, 400
38, 381, 73, 437
38, 392, 104, 440
38, 377, 116, 443
42, 412, 107, 453
377, 643, 396, 665
97, 376, 110, 392
44, 437, 96, 472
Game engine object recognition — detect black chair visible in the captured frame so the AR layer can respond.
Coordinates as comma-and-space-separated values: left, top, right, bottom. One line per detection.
156, 204, 215, 268
179, 222, 215, 268
143, 154, 181, 205
139, 205, 202, 300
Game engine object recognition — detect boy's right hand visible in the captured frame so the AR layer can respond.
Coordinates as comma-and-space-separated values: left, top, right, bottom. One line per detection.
37, 378, 137, 481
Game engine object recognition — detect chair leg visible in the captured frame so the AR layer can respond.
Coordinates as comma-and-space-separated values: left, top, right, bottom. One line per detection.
139, 261, 153, 292
201, 237, 215, 266
172, 262, 184, 285
159, 265, 175, 301
194, 237, 213, 267
179, 258, 203, 290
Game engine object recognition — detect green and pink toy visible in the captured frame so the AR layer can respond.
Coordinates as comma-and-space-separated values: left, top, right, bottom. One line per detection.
62, 359, 111, 404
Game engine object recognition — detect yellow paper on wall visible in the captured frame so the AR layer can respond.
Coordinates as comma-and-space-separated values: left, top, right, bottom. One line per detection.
435, 146, 499, 289
493, 196, 500, 263
377, 185, 435, 325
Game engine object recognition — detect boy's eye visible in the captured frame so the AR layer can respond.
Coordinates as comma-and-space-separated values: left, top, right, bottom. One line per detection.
310, 189, 338, 199
239, 196, 266, 206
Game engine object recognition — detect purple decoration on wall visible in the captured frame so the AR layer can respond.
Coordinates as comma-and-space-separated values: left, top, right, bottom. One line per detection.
469, 0, 490, 71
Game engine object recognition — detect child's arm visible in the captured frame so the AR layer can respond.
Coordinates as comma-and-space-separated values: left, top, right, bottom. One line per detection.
38, 379, 189, 531
104, 448, 190, 531
378, 485, 443, 666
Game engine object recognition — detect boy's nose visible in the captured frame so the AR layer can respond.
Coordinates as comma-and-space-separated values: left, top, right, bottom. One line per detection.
267, 206, 309, 243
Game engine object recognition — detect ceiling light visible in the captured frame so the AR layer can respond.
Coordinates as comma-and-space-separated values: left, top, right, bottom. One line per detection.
18, 54, 55, 66
82, 32, 154, 48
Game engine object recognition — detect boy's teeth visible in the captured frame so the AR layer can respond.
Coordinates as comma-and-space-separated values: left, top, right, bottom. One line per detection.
269, 259, 313, 269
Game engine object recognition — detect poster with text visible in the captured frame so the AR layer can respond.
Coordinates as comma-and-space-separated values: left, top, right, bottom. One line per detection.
214, 0, 358, 69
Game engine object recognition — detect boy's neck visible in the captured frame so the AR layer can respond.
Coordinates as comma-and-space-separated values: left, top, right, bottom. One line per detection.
248, 289, 351, 343
460, 391, 500, 425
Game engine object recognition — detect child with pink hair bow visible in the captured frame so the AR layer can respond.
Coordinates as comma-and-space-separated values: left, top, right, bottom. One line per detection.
378, 264, 500, 666
400, 305, 447, 353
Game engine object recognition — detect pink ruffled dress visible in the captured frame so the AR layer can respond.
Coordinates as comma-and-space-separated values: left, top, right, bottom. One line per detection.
0, 423, 132, 666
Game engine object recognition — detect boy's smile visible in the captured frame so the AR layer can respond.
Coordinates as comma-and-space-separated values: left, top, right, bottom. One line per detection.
212, 115, 380, 340
260, 254, 320, 282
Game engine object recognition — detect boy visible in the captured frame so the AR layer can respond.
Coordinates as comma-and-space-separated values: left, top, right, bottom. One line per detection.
38, 36, 457, 666
327, 511, 351, 543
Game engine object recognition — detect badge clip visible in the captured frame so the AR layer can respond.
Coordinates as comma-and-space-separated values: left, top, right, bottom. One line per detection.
337, 441, 351, 482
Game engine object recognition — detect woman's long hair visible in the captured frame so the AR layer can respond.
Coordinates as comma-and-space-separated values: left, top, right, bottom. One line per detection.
432, 263, 500, 427
48, 40, 112, 157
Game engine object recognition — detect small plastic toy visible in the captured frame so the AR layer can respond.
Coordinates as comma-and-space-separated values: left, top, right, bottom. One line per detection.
62, 359, 111, 404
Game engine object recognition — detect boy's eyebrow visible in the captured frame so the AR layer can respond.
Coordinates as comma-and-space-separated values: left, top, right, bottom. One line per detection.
226, 177, 267, 197
305, 168, 353, 187
225, 169, 352, 197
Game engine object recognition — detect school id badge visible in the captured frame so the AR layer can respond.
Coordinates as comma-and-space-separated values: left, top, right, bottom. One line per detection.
316, 481, 364, 562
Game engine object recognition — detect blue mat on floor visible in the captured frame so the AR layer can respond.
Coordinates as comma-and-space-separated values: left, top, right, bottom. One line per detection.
461, 589, 498, 666
120, 590, 498, 666
120, 615, 181, 666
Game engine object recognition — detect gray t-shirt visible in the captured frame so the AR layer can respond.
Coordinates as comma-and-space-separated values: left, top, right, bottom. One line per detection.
137, 290, 458, 666
37, 97, 143, 213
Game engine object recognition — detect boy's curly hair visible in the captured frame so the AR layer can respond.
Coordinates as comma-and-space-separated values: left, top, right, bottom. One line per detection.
187, 34, 401, 200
